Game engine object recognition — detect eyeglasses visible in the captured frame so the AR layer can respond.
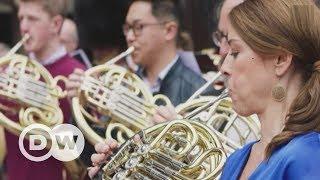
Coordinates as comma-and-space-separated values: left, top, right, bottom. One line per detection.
122, 22, 166, 37
212, 29, 228, 47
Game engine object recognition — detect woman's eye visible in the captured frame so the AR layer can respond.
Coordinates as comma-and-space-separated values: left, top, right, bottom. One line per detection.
230, 52, 239, 58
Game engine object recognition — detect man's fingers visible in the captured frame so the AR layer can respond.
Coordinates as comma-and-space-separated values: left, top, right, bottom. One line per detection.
152, 113, 168, 124
74, 68, 84, 74
67, 90, 78, 98
157, 106, 177, 121
68, 73, 83, 82
166, 104, 177, 118
66, 81, 81, 89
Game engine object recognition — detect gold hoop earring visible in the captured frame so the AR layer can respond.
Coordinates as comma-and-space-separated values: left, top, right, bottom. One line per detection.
272, 83, 286, 102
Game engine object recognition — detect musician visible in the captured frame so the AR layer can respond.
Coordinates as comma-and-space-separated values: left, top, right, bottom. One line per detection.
3, 0, 85, 179
220, 0, 320, 179
152, 0, 244, 123
128, 0, 218, 105
60, 18, 92, 68
67, 0, 219, 107
213, 0, 244, 58
86, 0, 226, 177
88, 0, 320, 179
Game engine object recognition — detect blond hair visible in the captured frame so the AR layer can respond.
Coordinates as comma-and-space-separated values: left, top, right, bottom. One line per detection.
19, 0, 67, 16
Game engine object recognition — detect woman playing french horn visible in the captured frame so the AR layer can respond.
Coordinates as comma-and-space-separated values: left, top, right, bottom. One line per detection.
89, 0, 320, 179
220, 0, 320, 179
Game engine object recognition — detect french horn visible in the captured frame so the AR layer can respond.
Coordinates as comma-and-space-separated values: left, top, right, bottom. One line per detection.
0, 34, 84, 180
95, 120, 227, 180
87, 64, 260, 179
176, 95, 260, 155
195, 48, 222, 68
72, 47, 172, 145
92, 91, 232, 180
174, 70, 260, 154
0, 34, 67, 139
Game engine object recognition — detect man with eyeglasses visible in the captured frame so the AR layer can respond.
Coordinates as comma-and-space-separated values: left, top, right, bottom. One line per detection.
213, 0, 244, 58
88, 0, 213, 175
67, 0, 217, 106
122, 0, 220, 107
150, 0, 244, 123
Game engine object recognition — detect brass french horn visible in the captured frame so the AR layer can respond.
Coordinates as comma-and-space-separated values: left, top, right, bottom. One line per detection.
96, 120, 227, 180
0, 34, 67, 139
177, 95, 260, 155
195, 48, 222, 68
86, 63, 260, 179
175, 70, 260, 154
93, 91, 232, 180
72, 47, 172, 145
0, 34, 84, 180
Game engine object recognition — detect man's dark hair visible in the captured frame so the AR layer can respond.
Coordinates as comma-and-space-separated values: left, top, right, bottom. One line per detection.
132, 0, 194, 50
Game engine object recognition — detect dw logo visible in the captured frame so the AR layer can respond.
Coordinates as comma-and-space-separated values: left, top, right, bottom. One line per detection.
19, 124, 85, 162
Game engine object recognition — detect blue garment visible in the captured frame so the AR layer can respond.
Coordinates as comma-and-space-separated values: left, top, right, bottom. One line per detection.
220, 131, 320, 180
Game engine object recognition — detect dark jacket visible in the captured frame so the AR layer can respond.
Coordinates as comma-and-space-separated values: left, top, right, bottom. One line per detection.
138, 58, 221, 106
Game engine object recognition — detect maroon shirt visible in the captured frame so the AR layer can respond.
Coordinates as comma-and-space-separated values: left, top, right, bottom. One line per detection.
4, 55, 85, 180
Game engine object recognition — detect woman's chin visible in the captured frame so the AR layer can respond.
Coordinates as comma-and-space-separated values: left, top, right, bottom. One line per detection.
232, 103, 252, 117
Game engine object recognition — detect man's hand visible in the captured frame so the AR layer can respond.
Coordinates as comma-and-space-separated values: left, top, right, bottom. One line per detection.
151, 104, 178, 125
66, 68, 84, 99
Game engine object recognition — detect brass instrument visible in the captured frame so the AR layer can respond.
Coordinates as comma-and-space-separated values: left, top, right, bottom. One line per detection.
91, 79, 260, 179
96, 120, 227, 180
176, 95, 260, 155
195, 48, 222, 67
93, 91, 231, 179
175, 68, 260, 154
0, 35, 85, 180
0, 34, 67, 138
72, 47, 172, 145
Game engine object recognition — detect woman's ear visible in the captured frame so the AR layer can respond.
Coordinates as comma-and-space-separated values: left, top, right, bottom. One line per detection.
274, 53, 293, 77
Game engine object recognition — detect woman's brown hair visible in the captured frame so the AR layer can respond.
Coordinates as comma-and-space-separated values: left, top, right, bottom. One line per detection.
229, 0, 320, 158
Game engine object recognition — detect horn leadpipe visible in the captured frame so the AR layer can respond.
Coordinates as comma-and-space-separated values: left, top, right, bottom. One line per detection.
104, 46, 135, 66
186, 71, 223, 103
6, 34, 30, 57
184, 89, 229, 120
